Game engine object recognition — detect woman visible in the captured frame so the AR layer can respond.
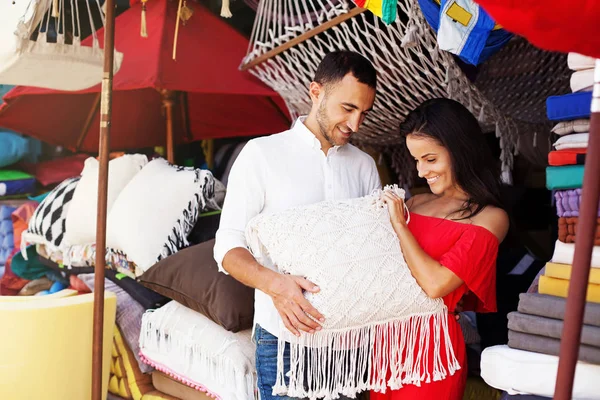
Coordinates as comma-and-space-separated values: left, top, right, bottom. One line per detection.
372, 98, 509, 400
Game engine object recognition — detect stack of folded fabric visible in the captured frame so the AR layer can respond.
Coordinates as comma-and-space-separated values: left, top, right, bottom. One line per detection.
481, 53, 600, 399
481, 292, 600, 398
505, 49, 600, 367
546, 52, 595, 191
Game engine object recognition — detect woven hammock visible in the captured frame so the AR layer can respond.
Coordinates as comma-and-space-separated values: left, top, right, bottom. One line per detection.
241, 0, 571, 185
0, 0, 123, 91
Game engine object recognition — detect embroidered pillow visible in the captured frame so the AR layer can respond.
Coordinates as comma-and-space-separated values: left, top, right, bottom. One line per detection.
106, 158, 219, 274
246, 185, 459, 399
22, 177, 80, 252
65, 154, 148, 246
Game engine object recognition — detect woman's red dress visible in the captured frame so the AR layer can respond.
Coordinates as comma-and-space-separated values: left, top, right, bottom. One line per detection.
370, 213, 499, 400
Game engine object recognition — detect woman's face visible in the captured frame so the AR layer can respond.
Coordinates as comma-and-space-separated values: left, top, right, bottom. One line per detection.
406, 133, 456, 196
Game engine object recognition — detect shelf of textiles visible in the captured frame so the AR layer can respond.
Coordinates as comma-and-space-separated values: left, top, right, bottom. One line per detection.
479, 52, 600, 400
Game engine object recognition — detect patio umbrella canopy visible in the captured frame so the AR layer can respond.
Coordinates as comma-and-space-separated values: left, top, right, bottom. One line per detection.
0, 0, 290, 152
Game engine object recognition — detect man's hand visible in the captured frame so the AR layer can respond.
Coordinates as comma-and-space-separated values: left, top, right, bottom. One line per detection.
268, 274, 325, 337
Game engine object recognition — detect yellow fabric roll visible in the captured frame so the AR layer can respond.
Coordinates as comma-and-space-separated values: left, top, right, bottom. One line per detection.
0, 292, 116, 400
109, 376, 120, 395
109, 326, 154, 400
545, 262, 600, 284
539, 275, 600, 303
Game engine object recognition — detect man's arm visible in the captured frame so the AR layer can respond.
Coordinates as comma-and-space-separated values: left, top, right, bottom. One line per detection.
214, 141, 324, 336
221, 248, 324, 336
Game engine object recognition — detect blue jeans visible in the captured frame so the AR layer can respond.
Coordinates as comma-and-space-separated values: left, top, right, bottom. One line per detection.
254, 324, 354, 400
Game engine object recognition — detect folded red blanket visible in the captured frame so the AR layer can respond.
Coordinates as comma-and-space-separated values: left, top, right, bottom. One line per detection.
548, 148, 587, 166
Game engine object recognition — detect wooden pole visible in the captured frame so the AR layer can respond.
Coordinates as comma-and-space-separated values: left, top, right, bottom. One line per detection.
239, 7, 365, 71
160, 89, 177, 163
91, 0, 116, 397
75, 93, 101, 151
554, 59, 600, 399
180, 91, 192, 141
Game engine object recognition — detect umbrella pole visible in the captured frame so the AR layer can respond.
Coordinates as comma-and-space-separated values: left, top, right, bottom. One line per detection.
161, 89, 176, 163
92, 0, 116, 397
554, 60, 600, 399
76, 93, 101, 152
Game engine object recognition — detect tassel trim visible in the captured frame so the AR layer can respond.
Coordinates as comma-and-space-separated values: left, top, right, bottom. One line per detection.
141, 0, 148, 38
275, 309, 460, 400
220, 0, 233, 18
52, 0, 60, 18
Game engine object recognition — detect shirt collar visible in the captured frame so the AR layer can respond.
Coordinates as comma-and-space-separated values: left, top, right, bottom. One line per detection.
292, 117, 341, 154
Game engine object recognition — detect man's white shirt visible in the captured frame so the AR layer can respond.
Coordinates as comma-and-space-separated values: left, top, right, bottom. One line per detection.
214, 117, 381, 338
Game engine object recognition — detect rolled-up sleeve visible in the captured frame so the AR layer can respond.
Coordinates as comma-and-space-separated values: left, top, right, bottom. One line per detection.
214, 141, 266, 274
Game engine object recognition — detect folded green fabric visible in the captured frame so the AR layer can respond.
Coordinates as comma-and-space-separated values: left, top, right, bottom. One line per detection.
10, 246, 52, 281
0, 170, 34, 182
546, 165, 584, 190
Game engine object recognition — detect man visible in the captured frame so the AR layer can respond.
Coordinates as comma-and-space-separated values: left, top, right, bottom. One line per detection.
214, 51, 381, 400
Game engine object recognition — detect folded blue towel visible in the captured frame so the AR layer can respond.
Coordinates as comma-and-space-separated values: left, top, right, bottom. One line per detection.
546, 92, 592, 121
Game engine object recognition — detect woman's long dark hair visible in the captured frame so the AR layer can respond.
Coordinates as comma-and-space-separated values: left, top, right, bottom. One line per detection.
400, 98, 503, 219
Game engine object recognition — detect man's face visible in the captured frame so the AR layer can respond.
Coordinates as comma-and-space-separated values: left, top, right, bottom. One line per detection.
314, 73, 375, 148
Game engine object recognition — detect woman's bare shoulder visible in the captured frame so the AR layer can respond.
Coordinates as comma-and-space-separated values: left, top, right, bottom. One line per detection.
406, 192, 435, 209
472, 206, 509, 241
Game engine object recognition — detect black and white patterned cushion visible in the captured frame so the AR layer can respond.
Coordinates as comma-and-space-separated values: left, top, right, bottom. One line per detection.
27, 177, 80, 249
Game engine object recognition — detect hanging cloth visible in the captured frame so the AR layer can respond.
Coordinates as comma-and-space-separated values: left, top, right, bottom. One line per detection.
0, 0, 123, 91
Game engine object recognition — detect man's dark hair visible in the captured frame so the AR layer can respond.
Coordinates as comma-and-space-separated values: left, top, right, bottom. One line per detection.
313, 51, 377, 89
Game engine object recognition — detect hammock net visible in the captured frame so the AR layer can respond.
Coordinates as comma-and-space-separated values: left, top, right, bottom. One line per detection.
241, 0, 571, 185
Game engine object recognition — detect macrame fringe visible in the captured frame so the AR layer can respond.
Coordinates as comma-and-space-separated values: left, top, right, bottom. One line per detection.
140, 310, 255, 400
140, 0, 148, 38
275, 310, 460, 400
220, 0, 233, 18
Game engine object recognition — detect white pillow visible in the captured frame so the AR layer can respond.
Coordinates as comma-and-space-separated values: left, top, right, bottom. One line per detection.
571, 69, 594, 93
64, 154, 148, 246
552, 119, 590, 136
106, 158, 218, 273
481, 345, 600, 399
553, 133, 589, 150
568, 52, 596, 71
139, 301, 255, 400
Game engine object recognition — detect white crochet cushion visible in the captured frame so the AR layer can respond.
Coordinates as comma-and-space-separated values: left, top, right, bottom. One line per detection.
106, 158, 219, 274
139, 301, 255, 400
552, 119, 590, 136
481, 345, 600, 399
553, 133, 589, 150
65, 155, 148, 246
246, 185, 458, 400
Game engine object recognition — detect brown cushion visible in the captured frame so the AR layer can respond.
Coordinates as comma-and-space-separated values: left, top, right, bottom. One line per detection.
138, 239, 254, 332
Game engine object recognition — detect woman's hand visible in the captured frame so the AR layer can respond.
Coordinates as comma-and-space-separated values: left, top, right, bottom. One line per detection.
383, 192, 408, 228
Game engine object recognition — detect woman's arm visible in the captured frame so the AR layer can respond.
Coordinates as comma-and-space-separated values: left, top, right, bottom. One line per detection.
383, 192, 509, 299
383, 192, 463, 298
